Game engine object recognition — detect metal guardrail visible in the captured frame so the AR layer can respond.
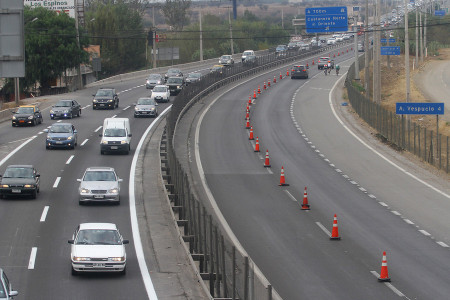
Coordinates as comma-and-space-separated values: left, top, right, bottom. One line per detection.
345, 52, 449, 173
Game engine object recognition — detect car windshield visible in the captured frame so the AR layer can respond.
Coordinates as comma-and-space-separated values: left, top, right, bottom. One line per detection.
75, 229, 121, 245
294, 66, 305, 71
103, 128, 126, 137
83, 170, 117, 181
55, 101, 71, 107
188, 73, 200, 79
95, 90, 113, 97
3, 167, 34, 178
168, 69, 180, 74
50, 125, 72, 133
243, 51, 253, 56
0, 283, 5, 297
148, 74, 160, 80
137, 98, 155, 105
167, 78, 182, 84
153, 86, 167, 93
221, 55, 231, 60
16, 107, 34, 114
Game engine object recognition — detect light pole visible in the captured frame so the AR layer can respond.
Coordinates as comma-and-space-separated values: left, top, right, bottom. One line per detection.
74, 0, 83, 90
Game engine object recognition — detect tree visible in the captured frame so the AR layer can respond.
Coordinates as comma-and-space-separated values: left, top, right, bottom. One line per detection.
23, 7, 89, 92
85, 1, 146, 76
161, 0, 191, 31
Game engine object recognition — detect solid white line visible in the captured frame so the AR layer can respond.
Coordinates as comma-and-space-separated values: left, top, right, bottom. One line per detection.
129, 106, 171, 300
316, 222, 331, 237
123, 105, 130, 111
284, 190, 298, 202
95, 126, 102, 132
40, 206, 49, 222
328, 73, 450, 200
28, 247, 37, 269
66, 155, 75, 165
53, 177, 61, 188
0, 136, 37, 167
80, 139, 89, 146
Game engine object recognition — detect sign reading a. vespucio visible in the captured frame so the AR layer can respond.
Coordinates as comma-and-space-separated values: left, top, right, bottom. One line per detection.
24, 0, 75, 18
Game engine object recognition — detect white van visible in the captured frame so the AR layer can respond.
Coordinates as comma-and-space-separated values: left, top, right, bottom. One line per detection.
100, 118, 132, 155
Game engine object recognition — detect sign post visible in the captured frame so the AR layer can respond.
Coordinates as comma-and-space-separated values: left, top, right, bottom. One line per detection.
305, 6, 348, 33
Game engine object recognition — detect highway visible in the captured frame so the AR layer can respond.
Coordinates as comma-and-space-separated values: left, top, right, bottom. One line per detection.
190, 47, 450, 299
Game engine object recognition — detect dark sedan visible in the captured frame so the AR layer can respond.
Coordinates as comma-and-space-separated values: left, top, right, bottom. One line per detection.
166, 77, 184, 95
164, 68, 183, 82
11, 105, 43, 127
185, 72, 202, 85
0, 165, 40, 199
50, 99, 81, 119
44, 123, 78, 149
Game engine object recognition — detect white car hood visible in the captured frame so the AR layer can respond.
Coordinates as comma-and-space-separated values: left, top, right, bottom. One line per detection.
152, 91, 167, 97
80, 181, 119, 191
72, 244, 125, 258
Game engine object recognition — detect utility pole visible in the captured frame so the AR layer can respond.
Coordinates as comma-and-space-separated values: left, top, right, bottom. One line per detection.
74, 0, 83, 90
415, 8, 419, 68
364, 0, 370, 98
419, 10, 423, 62
152, 29, 157, 69
405, 0, 410, 103
199, 10, 203, 61
424, 3, 427, 58
229, 8, 234, 55
373, 0, 381, 103
354, 14, 360, 80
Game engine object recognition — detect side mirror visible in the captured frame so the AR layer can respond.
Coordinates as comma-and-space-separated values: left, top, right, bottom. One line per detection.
133, 103, 136, 106
122, 239, 129, 244
99, 133, 102, 137
36, 174, 40, 177
119, 178, 123, 182
68, 240, 74, 244
155, 103, 159, 106
9, 291, 18, 297
128, 133, 132, 137
73, 130, 77, 133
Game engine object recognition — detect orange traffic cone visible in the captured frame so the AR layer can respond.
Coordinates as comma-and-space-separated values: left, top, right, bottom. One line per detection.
263, 82, 266, 90
378, 251, 391, 282
263, 149, 271, 167
253, 89, 257, 99
248, 95, 252, 105
334, 53, 336, 57
279, 166, 289, 186
254, 137, 260, 152
273, 75, 277, 83
245, 109, 250, 120
268, 80, 271, 87
330, 214, 341, 240
249, 126, 254, 140
246, 104, 250, 112
312, 59, 315, 65
245, 117, 250, 129
301, 187, 310, 210
280, 72, 282, 79
306, 63, 309, 68
286, 69, 290, 76
257, 86, 261, 94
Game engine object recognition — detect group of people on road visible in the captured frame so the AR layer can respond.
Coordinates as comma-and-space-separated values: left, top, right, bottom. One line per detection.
324, 63, 340, 76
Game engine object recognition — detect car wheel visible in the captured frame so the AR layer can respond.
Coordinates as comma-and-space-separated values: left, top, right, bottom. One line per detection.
120, 267, 126, 275
78, 110, 81, 117
50, 116, 54, 120
33, 119, 37, 126
78, 200, 83, 206
71, 267, 78, 276
100, 150, 105, 155
31, 190, 37, 199
69, 113, 73, 119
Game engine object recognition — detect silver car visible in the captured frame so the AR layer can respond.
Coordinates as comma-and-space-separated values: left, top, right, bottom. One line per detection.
0, 269, 18, 299
134, 97, 158, 118
145, 74, 163, 89
68, 223, 129, 275
219, 55, 234, 66
77, 167, 122, 205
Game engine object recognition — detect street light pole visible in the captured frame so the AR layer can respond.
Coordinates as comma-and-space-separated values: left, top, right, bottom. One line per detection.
74, 0, 83, 90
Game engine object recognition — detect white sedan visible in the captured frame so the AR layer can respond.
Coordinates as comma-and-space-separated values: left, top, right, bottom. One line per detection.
327, 38, 336, 45
151, 85, 170, 103
68, 223, 129, 275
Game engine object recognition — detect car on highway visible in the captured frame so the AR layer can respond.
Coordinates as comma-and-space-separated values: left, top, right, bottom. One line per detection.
145, 74, 163, 89
185, 72, 202, 85
77, 167, 122, 204
210, 64, 225, 76
0, 268, 18, 299
68, 223, 129, 275
242, 54, 257, 67
164, 68, 183, 82
327, 37, 336, 45
287, 42, 298, 50
291, 65, 309, 79
297, 41, 310, 51
92, 88, 119, 110
275, 45, 287, 57
11, 105, 43, 127
358, 43, 365, 52
134, 97, 158, 118
241, 50, 255, 62
150, 85, 170, 103
219, 55, 234, 66
0, 165, 40, 199
318, 56, 334, 70
166, 77, 184, 95
49, 99, 81, 119
100, 118, 131, 155
44, 123, 78, 149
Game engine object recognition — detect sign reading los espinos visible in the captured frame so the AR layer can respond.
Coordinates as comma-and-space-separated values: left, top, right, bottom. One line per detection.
24, 0, 76, 18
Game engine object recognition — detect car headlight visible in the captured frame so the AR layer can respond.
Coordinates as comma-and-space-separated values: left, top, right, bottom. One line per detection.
93, 99, 98, 103
109, 257, 125, 262
101, 140, 108, 144
12, 116, 16, 120
1, 184, 9, 188
150, 107, 155, 111
108, 99, 113, 102
73, 256, 91, 261
108, 188, 119, 194
146, 80, 150, 84
120, 140, 128, 144
80, 188, 90, 194
177, 86, 181, 89
24, 184, 35, 188
50, 110, 54, 114
28, 116, 34, 120
135, 107, 139, 111
67, 136, 73, 140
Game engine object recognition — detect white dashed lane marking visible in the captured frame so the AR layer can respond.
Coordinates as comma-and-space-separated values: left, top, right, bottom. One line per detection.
28, 247, 37, 269
40, 206, 49, 222
53, 177, 61, 188
66, 155, 74, 165
81, 139, 89, 146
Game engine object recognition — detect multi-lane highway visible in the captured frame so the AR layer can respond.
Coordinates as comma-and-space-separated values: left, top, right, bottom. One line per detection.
182, 47, 450, 299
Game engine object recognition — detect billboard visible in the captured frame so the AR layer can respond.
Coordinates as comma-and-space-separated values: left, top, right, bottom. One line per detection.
24, 0, 76, 18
